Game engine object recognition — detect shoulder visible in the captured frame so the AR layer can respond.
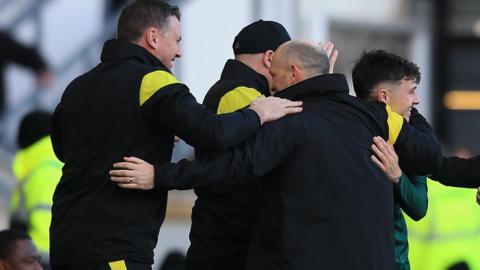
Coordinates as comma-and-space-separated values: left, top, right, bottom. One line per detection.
204, 79, 240, 102
206, 79, 264, 114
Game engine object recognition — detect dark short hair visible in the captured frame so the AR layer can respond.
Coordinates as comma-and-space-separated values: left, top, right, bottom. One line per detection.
0, 229, 31, 259
352, 50, 421, 99
117, 0, 181, 42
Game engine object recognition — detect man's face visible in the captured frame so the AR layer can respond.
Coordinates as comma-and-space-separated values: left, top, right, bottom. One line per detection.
155, 15, 182, 69
269, 52, 292, 93
386, 78, 419, 119
0, 240, 43, 270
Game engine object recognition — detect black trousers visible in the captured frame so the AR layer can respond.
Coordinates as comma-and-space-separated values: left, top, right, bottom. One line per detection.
51, 260, 151, 270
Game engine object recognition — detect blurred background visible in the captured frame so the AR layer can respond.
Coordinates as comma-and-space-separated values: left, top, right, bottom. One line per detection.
0, 0, 478, 269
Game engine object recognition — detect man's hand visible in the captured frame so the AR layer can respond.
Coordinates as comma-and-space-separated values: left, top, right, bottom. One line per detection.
110, 157, 155, 190
320, 41, 338, 74
249, 96, 302, 125
477, 187, 480, 206
371, 136, 402, 183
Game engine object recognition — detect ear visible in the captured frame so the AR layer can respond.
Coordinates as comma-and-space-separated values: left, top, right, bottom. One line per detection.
145, 27, 160, 49
263, 50, 274, 69
290, 64, 303, 84
376, 88, 389, 104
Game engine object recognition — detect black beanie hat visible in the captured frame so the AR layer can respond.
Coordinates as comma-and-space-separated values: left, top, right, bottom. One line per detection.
17, 111, 52, 149
232, 20, 291, 55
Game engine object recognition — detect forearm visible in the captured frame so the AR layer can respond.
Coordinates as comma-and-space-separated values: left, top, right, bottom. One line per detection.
153, 116, 301, 190
153, 154, 258, 190
146, 86, 260, 151
431, 156, 480, 188
4, 33, 47, 71
394, 109, 442, 175
395, 173, 428, 220
174, 104, 261, 151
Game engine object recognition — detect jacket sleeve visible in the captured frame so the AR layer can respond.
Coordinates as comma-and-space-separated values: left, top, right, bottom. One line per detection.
0, 31, 48, 72
152, 116, 303, 190
393, 108, 442, 175
431, 156, 480, 188
139, 71, 261, 151
394, 173, 428, 221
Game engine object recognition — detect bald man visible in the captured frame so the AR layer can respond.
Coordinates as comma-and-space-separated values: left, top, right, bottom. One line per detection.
110, 40, 441, 270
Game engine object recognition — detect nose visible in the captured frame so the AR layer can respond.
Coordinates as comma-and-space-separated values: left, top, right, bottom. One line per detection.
413, 92, 420, 105
176, 47, 182, 59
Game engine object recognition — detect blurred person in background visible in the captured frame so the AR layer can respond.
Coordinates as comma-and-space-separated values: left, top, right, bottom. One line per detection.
0, 31, 53, 118
49, 0, 301, 269
0, 229, 43, 270
352, 50, 428, 270
404, 147, 480, 270
10, 110, 62, 270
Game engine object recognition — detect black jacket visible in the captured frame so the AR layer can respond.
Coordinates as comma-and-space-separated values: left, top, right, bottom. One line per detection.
432, 155, 480, 187
50, 40, 261, 265
153, 74, 441, 270
187, 60, 269, 270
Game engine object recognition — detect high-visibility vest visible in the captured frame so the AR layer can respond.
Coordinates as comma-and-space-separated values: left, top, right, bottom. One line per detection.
405, 179, 480, 270
11, 136, 63, 255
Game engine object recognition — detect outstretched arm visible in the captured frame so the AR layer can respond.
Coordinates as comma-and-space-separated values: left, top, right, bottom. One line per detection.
110, 115, 305, 190
392, 108, 442, 175
142, 80, 302, 151
431, 155, 480, 188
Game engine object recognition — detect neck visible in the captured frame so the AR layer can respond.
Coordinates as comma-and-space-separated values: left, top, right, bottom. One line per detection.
235, 54, 268, 77
133, 38, 151, 53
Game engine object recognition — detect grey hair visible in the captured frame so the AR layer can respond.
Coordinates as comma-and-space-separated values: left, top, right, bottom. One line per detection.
281, 40, 330, 78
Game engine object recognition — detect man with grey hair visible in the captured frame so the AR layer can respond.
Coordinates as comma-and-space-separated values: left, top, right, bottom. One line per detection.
269, 39, 330, 93
111, 39, 441, 269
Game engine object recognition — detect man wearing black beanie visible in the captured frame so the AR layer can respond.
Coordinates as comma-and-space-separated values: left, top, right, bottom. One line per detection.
186, 20, 292, 270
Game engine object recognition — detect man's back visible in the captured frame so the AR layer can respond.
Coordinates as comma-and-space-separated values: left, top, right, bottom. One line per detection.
50, 40, 173, 265
156, 74, 395, 269
244, 75, 394, 269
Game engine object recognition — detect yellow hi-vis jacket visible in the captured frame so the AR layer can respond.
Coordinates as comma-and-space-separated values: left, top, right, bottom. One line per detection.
406, 179, 480, 270
11, 136, 63, 255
